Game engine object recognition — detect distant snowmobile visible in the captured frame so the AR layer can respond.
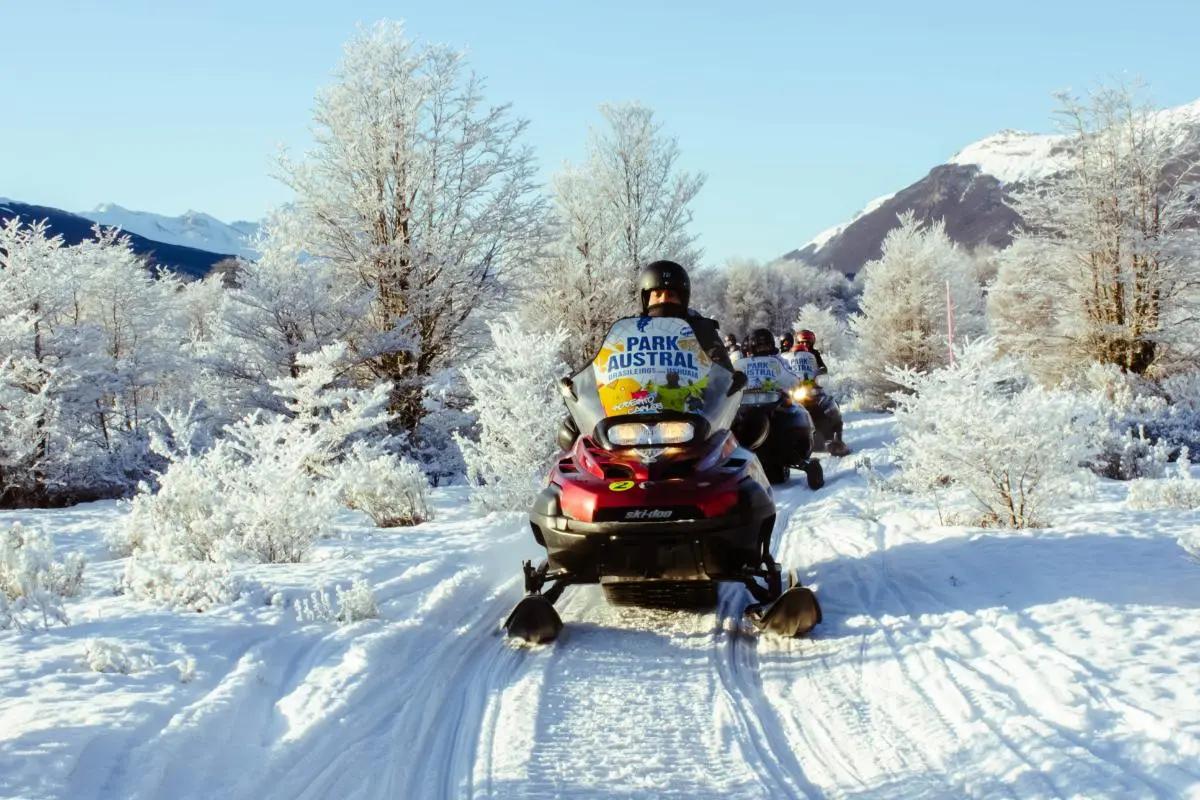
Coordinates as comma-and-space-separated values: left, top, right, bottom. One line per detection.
731, 353, 825, 489
503, 316, 822, 645
784, 348, 850, 457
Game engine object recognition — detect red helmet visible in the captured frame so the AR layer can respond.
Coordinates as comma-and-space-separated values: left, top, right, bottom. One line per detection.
797, 329, 816, 346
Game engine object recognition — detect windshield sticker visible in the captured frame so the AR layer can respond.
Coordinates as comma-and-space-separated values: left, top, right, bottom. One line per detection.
594, 318, 712, 416
735, 356, 795, 391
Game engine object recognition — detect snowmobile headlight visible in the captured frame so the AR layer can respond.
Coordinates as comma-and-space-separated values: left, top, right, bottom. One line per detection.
654, 421, 695, 444
608, 421, 694, 446
790, 385, 814, 402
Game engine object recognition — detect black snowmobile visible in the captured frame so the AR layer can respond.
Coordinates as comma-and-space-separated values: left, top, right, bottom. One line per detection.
734, 381, 825, 489
503, 316, 822, 644
732, 350, 825, 489
786, 350, 850, 457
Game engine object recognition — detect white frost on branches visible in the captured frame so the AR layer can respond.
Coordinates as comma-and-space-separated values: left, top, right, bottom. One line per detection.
889, 340, 1097, 528
456, 316, 568, 512
0, 522, 84, 631
117, 345, 397, 608
850, 213, 985, 408
990, 85, 1200, 381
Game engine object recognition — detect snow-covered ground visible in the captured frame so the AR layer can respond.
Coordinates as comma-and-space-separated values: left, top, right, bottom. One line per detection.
2, 414, 1198, 800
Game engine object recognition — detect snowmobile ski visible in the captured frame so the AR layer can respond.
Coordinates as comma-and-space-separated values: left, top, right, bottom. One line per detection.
504, 594, 563, 644
745, 571, 822, 637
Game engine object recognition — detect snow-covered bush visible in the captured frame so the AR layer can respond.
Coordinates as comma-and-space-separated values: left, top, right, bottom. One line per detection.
456, 316, 569, 512
1068, 363, 1200, 480
0, 522, 84, 631
1158, 371, 1200, 454
1128, 452, 1200, 511
82, 638, 153, 674
337, 444, 430, 527
118, 345, 394, 606
294, 577, 379, 625
889, 340, 1098, 528
121, 558, 240, 612
850, 213, 986, 408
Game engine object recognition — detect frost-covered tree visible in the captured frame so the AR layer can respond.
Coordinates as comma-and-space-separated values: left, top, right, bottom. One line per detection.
850, 213, 985, 407
715, 258, 851, 338
278, 21, 548, 432
890, 340, 1098, 528
991, 85, 1200, 380
204, 210, 371, 418
0, 220, 189, 504
455, 315, 568, 511
522, 103, 705, 366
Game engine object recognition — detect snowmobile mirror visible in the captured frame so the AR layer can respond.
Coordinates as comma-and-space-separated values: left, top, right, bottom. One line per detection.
558, 376, 576, 401
727, 370, 748, 397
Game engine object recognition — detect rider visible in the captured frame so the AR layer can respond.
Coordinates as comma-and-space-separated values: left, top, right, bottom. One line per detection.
724, 333, 744, 362
789, 329, 849, 456
558, 260, 730, 448
638, 260, 733, 370
793, 329, 828, 375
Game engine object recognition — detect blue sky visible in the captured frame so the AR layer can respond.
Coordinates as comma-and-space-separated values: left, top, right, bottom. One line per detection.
3, 0, 1198, 263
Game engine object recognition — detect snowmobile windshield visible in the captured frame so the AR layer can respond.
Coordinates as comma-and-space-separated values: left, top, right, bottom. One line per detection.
733, 355, 800, 406
564, 316, 741, 449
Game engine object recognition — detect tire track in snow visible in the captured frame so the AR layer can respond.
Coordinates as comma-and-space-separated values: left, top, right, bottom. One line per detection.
709, 482, 826, 799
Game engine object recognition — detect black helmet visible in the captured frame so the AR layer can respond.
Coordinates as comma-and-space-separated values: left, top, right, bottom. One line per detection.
780, 332, 794, 351
639, 260, 690, 314
724, 333, 737, 347
750, 327, 776, 356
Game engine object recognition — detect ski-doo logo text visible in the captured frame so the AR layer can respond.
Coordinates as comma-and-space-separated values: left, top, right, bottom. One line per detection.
623, 509, 673, 520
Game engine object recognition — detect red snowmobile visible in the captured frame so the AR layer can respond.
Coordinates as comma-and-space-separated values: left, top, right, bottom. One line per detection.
504, 316, 822, 644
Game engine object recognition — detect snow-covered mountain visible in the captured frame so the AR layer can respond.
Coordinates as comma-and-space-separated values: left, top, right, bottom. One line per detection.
79, 203, 260, 260
788, 97, 1200, 276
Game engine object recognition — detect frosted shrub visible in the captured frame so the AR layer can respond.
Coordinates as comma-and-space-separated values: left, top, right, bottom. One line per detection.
82, 639, 153, 674
1160, 371, 1200, 454
1128, 451, 1200, 512
456, 316, 569, 512
1072, 363, 1200, 479
118, 345, 393, 606
337, 445, 430, 527
0, 522, 85, 631
121, 557, 240, 612
294, 577, 379, 625
890, 340, 1098, 528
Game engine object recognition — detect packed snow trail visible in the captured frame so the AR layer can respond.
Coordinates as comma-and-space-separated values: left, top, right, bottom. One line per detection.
2, 415, 1199, 799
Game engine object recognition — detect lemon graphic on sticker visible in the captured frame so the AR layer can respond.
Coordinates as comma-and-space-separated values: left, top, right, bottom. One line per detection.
609, 480, 635, 492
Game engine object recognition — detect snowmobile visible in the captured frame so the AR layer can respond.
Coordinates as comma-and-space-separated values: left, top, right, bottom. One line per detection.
732, 354, 825, 489
503, 316, 822, 645
735, 385, 825, 489
785, 350, 849, 457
